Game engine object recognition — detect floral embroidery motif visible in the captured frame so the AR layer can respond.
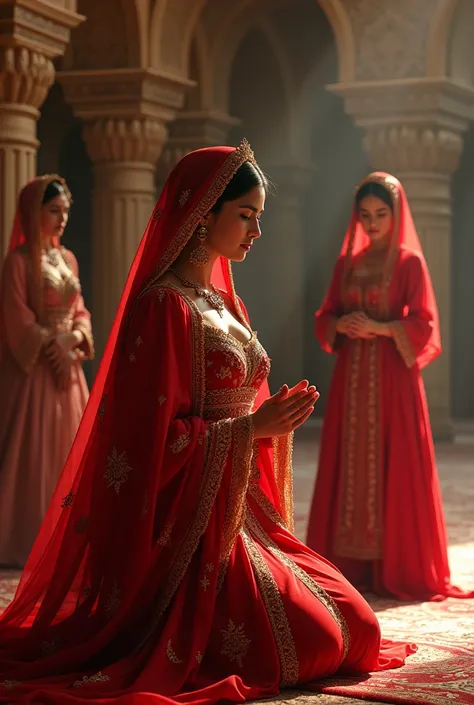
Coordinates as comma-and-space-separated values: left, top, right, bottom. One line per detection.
166, 640, 183, 664
61, 490, 75, 509
135, 336, 143, 347
104, 581, 121, 619
216, 366, 232, 380
200, 576, 210, 591
178, 189, 191, 208
0, 681, 19, 689
221, 619, 251, 668
72, 672, 110, 688
74, 516, 90, 535
104, 447, 132, 494
170, 434, 190, 454
129, 352, 136, 363
158, 395, 166, 405
206, 563, 215, 573
98, 395, 107, 426
41, 640, 60, 657
195, 651, 203, 664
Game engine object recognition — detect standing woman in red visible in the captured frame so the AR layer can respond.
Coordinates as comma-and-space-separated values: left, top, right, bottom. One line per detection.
306, 172, 473, 601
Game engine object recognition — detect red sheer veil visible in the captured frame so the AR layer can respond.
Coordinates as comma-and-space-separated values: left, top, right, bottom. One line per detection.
338, 171, 441, 368
8, 139, 268, 602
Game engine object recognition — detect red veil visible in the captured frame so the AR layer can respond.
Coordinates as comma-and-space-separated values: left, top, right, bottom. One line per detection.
0, 142, 286, 703
318, 171, 441, 368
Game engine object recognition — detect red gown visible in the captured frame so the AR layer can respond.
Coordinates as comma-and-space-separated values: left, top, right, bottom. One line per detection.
306, 172, 474, 602
0, 149, 414, 705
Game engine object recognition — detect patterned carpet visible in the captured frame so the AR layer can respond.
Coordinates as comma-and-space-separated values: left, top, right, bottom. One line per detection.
0, 427, 473, 704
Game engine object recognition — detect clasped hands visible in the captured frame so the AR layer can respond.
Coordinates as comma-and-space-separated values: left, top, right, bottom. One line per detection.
43, 330, 85, 388
252, 380, 319, 439
336, 311, 382, 340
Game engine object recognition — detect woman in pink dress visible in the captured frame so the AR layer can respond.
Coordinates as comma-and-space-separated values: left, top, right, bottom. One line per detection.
0, 175, 94, 567
306, 172, 474, 601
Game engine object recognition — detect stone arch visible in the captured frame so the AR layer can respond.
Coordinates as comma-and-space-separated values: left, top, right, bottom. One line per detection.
67, 0, 142, 70
151, 0, 355, 82
430, 0, 474, 86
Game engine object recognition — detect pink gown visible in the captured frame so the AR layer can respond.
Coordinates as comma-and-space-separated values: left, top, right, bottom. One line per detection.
0, 246, 93, 567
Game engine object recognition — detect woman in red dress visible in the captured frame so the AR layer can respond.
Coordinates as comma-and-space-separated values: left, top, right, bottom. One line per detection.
306, 172, 474, 601
0, 149, 413, 705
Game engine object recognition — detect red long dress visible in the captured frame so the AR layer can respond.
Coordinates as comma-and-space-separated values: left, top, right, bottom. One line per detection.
306, 172, 474, 602
0, 151, 414, 705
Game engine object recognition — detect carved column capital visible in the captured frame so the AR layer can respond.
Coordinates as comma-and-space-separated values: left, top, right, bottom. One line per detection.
0, 46, 54, 108
83, 118, 168, 166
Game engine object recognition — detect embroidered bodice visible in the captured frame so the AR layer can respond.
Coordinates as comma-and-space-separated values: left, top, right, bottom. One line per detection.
41, 249, 82, 333
203, 327, 270, 421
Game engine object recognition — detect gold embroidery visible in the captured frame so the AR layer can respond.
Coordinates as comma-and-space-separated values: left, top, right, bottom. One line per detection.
104, 447, 132, 494
206, 562, 215, 573
61, 490, 75, 509
245, 507, 351, 661
129, 353, 136, 363
41, 640, 59, 657
72, 672, 110, 688
272, 434, 295, 532
0, 681, 19, 689
157, 519, 176, 547
221, 619, 251, 668
74, 516, 89, 535
158, 395, 166, 405
166, 640, 184, 664
221, 415, 255, 561
170, 434, 190, 454
335, 337, 383, 559
98, 395, 107, 425
200, 576, 211, 591
178, 189, 191, 208
195, 651, 203, 664
203, 387, 258, 421
389, 320, 416, 368
135, 336, 143, 347
241, 530, 299, 686
216, 366, 232, 380
248, 484, 287, 528
104, 581, 121, 619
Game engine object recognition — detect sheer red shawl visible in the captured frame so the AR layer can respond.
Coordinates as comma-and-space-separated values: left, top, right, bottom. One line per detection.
0, 141, 276, 640
318, 171, 441, 368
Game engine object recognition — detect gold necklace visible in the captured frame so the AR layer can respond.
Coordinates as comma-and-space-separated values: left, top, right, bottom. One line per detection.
169, 268, 225, 317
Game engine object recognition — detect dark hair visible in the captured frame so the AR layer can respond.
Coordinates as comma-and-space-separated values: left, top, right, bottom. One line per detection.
210, 161, 270, 213
42, 180, 68, 205
355, 181, 393, 212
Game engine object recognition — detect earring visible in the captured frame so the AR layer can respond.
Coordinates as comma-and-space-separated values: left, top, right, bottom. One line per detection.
189, 224, 211, 267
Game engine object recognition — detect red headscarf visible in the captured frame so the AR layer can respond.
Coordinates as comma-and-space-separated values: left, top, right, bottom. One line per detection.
338, 171, 441, 368
4, 175, 72, 325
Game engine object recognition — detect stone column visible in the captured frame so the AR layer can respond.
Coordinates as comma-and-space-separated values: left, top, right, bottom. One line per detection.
58, 69, 193, 357
332, 79, 474, 439
0, 2, 83, 257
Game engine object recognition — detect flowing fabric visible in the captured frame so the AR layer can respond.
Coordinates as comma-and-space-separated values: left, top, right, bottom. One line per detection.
0, 176, 92, 566
0, 152, 414, 705
307, 172, 473, 600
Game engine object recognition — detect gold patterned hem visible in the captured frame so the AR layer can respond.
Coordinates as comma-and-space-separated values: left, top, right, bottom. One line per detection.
248, 483, 287, 529
272, 434, 295, 533
389, 321, 417, 368
241, 529, 299, 686
245, 507, 351, 661
220, 415, 256, 562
